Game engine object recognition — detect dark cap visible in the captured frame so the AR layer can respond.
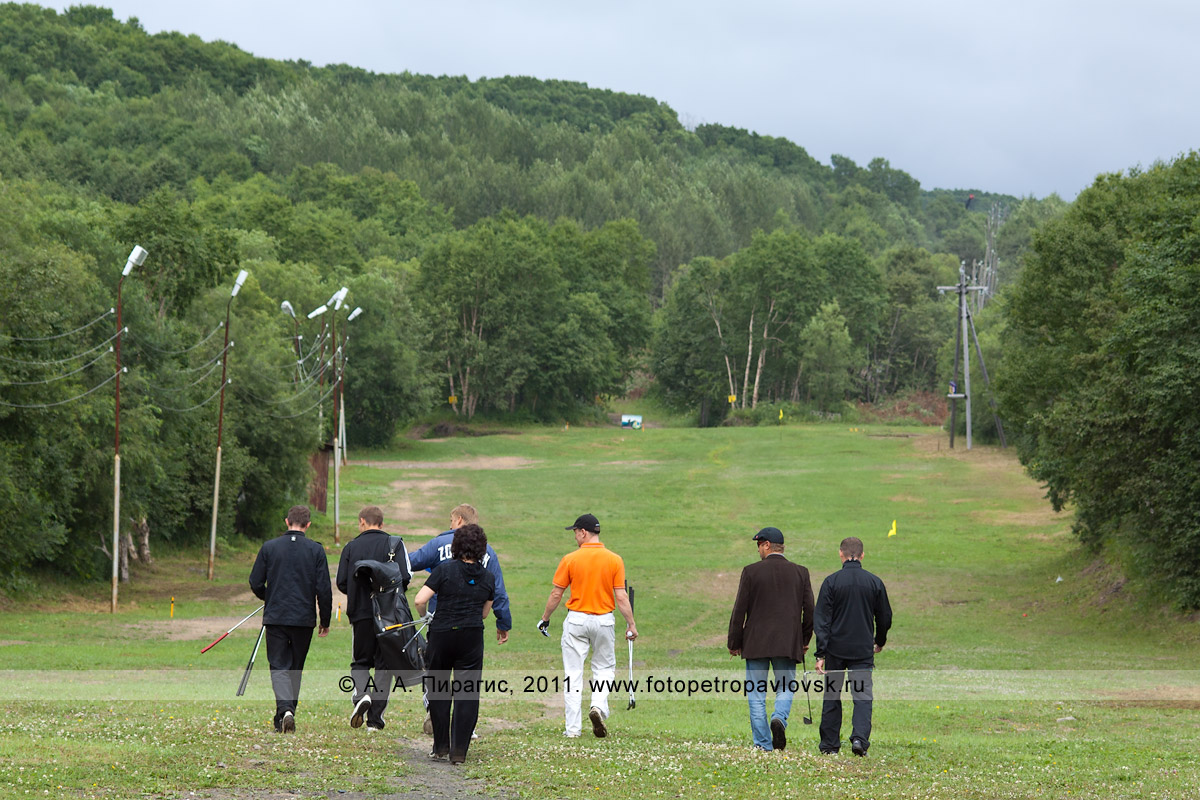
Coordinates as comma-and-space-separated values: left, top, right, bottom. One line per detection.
566, 513, 600, 534
752, 526, 784, 544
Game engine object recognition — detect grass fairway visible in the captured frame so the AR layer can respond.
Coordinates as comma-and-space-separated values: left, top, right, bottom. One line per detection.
3, 423, 1199, 799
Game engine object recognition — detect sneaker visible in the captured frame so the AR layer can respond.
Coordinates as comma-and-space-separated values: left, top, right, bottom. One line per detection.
589, 707, 607, 738
281, 711, 295, 734
563, 731, 581, 738
350, 695, 372, 729
851, 738, 867, 757
428, 749, 448, 761
770, 718, 786, 751
365, 725, 382, 733
449, 752, 466, 765
422, 714, 434, 736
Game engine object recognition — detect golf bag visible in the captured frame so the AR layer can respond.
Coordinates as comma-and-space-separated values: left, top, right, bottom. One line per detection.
354, 536, 426, 688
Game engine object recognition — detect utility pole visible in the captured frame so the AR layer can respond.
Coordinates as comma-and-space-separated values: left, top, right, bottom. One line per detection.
939, 263, 986, 449
113, 245, 148, 613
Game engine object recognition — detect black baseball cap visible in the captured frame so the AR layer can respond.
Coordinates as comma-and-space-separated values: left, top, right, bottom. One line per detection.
752, 526, 784, 544
566, 513, 600, 534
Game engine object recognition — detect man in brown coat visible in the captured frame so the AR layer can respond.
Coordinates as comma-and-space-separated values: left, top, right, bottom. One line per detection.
727, 526, 814, 751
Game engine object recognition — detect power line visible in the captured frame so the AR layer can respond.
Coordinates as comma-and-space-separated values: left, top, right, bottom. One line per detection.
239, 374, 324, 406
0, 349, 112, 386
0, 309, 114, 342
265, 382, 338, 419
0, 330, 123, 366
145, 359, 225, 394
0, 369, 121, 409
154, 380, 230, 413
172, 345, 231, 374
128, 322, 224, 355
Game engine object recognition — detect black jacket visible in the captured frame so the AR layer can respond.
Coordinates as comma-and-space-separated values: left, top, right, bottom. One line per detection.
727, 554, 814, 662
814, 560, 892, 664
249, 530, 332, 628
336, 529, 410, 623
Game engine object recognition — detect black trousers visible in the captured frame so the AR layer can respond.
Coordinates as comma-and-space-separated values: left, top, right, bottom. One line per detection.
350, 618, 393, 728
819, 657, 875, 753
265, 625, 314, 729
425, 627, 484, 759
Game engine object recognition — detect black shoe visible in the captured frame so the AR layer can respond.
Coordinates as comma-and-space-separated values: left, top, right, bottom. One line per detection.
449, 752, 466, 765
851, 738, 867, 757
819, 748, 839, 755
770, 718, 786, 751
350, 695, 371, 729
428, 749, 448, 761
589, 707, 607, 738
281, 711, 295, 733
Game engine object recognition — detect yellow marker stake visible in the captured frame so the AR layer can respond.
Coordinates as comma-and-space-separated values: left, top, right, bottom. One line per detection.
888, 520, 897, 538
337, 603, 341, 622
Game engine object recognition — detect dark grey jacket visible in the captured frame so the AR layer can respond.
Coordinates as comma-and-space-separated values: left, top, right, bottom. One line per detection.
814, 560, 892, 664
249, 530, 332, 628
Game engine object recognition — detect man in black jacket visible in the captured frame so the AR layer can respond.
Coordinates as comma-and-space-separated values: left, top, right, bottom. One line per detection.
336, 506, 411, 731
814, 536, 892, 756
727, 527, 814, 752
249, 505, 332, 733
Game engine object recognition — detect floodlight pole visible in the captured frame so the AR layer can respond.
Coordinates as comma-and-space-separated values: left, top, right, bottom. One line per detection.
281, 301, 301, 383
113, 245, 147, 613
328, 287, 348, 545
339, 307, 362, 465
208, 269, 248, 580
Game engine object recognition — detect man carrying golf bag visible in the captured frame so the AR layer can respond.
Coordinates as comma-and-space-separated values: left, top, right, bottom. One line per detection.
727, 527, 814, 752
337, 506, 415, 731
248, 505, 331, 733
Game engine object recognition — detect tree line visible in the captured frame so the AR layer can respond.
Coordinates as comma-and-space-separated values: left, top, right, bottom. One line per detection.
1, 5, 1082, 591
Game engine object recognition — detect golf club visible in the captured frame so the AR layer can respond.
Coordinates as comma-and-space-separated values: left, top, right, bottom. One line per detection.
627, 583, 636, 710
800, 654, 813, 724
382, 611, 433, 633
200, 604, 264, 654
236, 626, 265, 697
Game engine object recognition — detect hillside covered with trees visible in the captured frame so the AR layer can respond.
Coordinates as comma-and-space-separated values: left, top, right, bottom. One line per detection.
3, 4, 1090, 591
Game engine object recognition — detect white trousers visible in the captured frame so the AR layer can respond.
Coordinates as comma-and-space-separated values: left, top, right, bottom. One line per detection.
561, 610, 615, 735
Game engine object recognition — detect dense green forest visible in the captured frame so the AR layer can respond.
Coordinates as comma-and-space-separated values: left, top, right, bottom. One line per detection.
997, 153, 1200, 608
23, 4, 1200, 606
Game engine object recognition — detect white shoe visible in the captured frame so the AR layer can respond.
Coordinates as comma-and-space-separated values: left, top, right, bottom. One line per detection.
350, 695, 372, 729
563, 731, 581, 738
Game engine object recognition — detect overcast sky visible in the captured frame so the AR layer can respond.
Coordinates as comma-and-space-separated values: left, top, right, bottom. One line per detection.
71, 1, 1200, 199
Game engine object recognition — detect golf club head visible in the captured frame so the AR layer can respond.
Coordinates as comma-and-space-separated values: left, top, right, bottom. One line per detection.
628, 697, 636, 710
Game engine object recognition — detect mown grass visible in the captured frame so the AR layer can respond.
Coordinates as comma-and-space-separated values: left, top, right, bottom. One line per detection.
2, 423, 1199, 799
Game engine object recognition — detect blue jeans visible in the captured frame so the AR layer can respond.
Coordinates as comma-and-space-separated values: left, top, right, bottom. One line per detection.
745, 657, 796, 750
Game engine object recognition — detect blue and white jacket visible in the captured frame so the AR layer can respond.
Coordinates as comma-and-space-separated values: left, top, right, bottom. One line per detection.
409, 530, 512, 631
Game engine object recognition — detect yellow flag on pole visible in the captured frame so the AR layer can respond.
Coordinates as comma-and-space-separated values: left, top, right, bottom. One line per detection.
888, 519, 897, 538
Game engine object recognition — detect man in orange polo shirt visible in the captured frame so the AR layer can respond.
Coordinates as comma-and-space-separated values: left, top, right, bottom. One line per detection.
538, 513, 638, 738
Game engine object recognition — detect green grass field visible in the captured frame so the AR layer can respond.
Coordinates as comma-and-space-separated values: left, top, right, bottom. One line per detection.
3, 423, 1199, 799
